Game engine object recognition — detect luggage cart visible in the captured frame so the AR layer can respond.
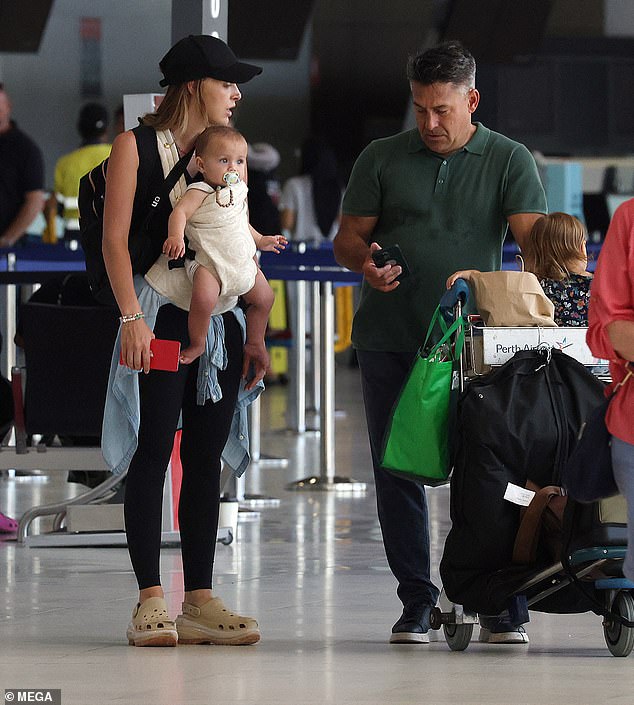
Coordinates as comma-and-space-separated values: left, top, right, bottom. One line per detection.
430, 280, 634, 657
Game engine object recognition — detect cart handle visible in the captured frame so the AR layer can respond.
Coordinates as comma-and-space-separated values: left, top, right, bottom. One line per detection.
439, 278, 469, 323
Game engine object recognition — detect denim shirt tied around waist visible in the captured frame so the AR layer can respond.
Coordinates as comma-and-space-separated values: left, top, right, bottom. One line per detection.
101, 277, 262, 477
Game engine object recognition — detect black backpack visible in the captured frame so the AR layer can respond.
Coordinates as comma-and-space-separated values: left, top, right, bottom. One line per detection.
78, 125, 193, 306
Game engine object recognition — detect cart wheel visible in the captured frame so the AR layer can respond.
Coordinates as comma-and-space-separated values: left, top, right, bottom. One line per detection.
429, 607, 443, 631
443, 622, 473, 651
218, 529, 234, 546
604, 591, 634, 657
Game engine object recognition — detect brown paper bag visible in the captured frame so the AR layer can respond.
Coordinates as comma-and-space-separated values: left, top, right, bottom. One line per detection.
470, 270, 556, 327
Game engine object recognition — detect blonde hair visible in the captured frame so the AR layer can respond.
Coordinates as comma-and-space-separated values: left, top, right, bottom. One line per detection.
141, 81, 207, 133
195, 124, 245, 157
524, 212, 588, 281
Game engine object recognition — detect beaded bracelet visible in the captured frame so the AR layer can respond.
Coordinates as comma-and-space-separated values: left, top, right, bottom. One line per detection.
119, 312, 145, 324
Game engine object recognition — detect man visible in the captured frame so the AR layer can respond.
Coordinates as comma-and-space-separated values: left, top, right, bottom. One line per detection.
44, 102, 111, 242
0, 84, 45, 248
333, 41, 547, 645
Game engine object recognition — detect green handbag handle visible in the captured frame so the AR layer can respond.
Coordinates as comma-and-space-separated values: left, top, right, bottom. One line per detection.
421, 306, 465, 362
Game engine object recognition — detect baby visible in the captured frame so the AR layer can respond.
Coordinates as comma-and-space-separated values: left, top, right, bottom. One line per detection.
162, 125, 286, 363
447, 213, 592, 326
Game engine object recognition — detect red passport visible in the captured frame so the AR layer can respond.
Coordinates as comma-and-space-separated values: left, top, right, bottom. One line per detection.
120, 338, 181, 372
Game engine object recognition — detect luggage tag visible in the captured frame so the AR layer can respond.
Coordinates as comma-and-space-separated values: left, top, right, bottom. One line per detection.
503, 482, 535, 507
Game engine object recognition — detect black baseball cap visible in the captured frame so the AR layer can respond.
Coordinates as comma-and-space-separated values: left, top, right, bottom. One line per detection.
159, 35, 262, 87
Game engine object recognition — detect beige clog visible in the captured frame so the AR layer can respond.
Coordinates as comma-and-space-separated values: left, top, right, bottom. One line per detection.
126, 596, 178, 647
175, 596, 260, 645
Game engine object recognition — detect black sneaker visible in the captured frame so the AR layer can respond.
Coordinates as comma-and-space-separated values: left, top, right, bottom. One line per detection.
389, 603, 432, 644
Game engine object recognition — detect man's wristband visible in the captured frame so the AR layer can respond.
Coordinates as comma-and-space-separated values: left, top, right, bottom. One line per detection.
119, 312, 145, 324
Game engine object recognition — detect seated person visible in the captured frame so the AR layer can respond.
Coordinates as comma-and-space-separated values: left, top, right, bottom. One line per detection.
447, 213, 592, 326
146, 125, 286, 363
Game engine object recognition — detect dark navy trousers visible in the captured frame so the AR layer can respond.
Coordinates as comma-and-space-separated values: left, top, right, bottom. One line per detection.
357, 349, 440, 609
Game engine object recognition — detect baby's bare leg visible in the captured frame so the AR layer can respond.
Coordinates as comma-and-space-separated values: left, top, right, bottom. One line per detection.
241, 270, 275, 386
180, 265, 221, 364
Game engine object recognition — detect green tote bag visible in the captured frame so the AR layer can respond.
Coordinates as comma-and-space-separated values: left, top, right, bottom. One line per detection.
380, 306, 465, 484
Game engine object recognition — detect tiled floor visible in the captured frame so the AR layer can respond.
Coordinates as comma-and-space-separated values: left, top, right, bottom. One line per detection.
2, 362, 634, 705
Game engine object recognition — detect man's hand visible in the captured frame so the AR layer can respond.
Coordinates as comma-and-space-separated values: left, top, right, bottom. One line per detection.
0, 190, 45, 248
0, 232, 20, 248
362, 242, 402, 292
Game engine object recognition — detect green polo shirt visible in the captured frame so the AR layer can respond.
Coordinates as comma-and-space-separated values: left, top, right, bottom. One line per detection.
343, 123, 547, 352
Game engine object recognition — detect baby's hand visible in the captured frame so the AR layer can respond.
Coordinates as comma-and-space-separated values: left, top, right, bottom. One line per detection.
163, 236, 185, 260
260, 234, 288, 253
446, 269, 478, 289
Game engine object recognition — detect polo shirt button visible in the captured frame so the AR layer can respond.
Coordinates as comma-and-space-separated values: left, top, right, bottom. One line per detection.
438, 179, 444, 184
239, 434, 245, 440
442, 160, 447, 165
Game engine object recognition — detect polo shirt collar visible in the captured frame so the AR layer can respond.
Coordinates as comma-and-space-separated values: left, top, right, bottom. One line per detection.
407, 122, 489, 156
464, 122, 488, 155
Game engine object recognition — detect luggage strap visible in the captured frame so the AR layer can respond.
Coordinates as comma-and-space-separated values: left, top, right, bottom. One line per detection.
512, 485, 565, 565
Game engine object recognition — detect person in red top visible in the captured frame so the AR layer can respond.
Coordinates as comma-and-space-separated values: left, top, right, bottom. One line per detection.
587, 197, 634, 581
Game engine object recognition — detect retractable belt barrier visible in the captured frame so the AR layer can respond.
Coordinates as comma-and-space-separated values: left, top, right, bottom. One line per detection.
0, 243, 87, 379
260, 242, 365, 491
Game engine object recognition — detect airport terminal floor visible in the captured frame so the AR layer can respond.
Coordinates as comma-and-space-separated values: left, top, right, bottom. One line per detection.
2, 360, 634, 705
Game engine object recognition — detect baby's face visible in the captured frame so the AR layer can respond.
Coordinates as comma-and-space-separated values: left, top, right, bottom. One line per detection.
198, 136, 248, 187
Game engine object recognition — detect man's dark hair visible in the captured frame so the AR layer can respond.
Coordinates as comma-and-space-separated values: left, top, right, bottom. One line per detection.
407, 40, 476, 88
77, 103, 108, 142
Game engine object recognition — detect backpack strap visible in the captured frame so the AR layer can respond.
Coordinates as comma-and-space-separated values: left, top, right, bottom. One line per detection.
163, 148, 195, 193
130, 124, 193, 232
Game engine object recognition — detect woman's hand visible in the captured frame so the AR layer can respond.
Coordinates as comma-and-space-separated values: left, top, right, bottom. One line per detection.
242, 341, 269, 391
119, 318, 155, 374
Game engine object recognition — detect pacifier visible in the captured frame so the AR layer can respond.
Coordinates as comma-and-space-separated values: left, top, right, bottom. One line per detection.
223, 171, 241, 186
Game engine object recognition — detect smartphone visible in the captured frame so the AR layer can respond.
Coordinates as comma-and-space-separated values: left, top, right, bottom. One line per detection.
119, 338, 181, 372
372, 244, 410, 280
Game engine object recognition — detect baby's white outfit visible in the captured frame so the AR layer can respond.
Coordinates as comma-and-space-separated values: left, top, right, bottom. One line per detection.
145, 180, 256, 311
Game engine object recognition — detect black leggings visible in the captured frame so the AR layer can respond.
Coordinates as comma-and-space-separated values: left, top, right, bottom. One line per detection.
124, 304, 243, 591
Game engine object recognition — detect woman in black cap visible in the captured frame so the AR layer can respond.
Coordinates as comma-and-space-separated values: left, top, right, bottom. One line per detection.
102, 35, 264, 648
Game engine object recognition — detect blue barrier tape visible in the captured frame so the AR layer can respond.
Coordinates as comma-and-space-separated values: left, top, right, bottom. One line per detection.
260, 241, 362, 284
594, 578, 634, 590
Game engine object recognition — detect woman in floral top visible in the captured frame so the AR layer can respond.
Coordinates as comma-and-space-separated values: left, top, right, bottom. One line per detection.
524, 212, 592, 326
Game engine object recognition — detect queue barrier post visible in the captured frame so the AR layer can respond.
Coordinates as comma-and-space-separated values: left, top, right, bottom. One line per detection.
260, 242, 366, 493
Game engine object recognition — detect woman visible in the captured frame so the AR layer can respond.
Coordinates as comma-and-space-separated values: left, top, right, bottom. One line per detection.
280, 135, 342, 243
587, 198, 634, 582
102, 35, 266, 647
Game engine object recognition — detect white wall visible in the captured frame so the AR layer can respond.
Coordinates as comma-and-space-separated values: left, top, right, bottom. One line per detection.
0, 0, 312, 189
0, 0, 171, 189
604, 0, 634, 36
